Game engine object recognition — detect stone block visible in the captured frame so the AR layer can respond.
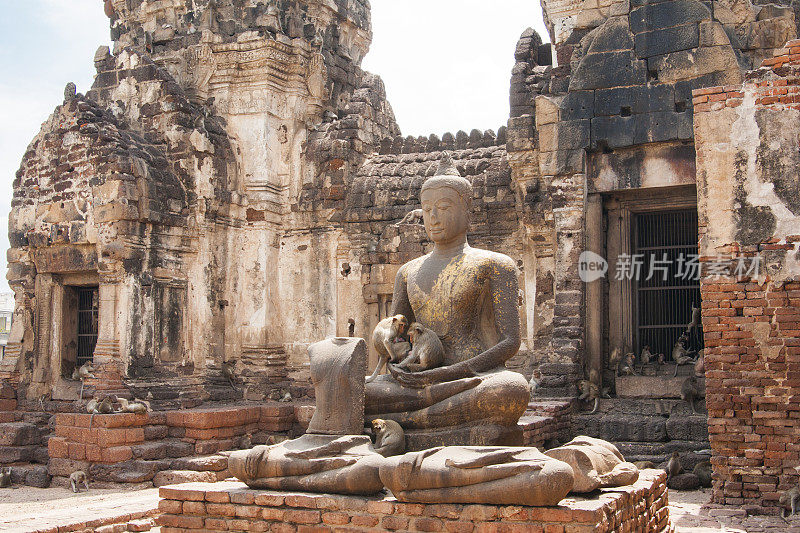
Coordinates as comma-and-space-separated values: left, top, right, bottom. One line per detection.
569, 51, 648, 91
560, 91, 594, 120
594, 84, 674, 116
633, 111, 679, 144
89, 459, 168, 483
590, 116, 635, 148
634, 24, 700, 58
0, 445, 36, 464
0, 422, 40, 446
538, 120, 590, 152
666, 414, 709, 441
170, 455, 228, 472
153, 470, 217, 487
630, 0, 711, 34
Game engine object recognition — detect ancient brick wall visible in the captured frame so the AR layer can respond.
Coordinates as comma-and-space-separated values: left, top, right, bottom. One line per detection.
693, 39, 800, 510
156, 470, 670, 532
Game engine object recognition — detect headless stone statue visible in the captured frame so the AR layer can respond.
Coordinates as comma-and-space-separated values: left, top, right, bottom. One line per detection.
228, 338, 384, 494
365, 154, 530, 448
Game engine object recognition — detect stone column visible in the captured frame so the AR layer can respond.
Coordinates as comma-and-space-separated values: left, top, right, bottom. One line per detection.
585, 194, 604, 380
91, 272, 125, 394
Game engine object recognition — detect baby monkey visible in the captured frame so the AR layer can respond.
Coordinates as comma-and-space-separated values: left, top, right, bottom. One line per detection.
366, 315, 409, 383
397, 323, 444, 373
0, 467, 10, 488
70, 470, 89, 493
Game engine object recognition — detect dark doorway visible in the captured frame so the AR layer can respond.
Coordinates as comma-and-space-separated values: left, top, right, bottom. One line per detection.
76, 287, 99, 367
634, 210, 703, 359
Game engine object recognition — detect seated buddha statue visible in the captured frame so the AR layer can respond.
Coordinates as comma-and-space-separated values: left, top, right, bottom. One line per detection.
365, 155, 531, 447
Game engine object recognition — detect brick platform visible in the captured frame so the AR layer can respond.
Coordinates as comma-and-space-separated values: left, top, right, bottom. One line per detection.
156, 469, 670, 532
47, 404, 296, 485
520, 400, 573, 448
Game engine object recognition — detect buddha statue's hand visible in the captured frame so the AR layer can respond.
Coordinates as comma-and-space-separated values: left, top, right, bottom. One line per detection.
388, 362, 472, 389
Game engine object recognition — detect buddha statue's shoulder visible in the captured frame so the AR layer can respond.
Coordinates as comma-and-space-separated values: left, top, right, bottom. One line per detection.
466, 247, 518, 275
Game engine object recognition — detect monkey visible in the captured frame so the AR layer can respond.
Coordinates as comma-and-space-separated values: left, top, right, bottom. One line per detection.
70, 470, 89, 493
117, 397, 149, 415
240, 433, 252, 450
578, 379, 602, 414
694, 349, 705, 377
672, 340, 695, 377
222, 361, 237, 390
278, 390, 292, 403
693, 460, 712, 488
665, 451, 683, 481
86, 397, 98, 414
399, 208, 424, 225
618, 352, 638, 376
73, 361, 96, 401
634, 461, 657, 469
686, 303, 700, 335
366, 315, 409, 383
681, 375, 701, 414
780, 485, 800, 519
543, 438, 561, 450
657, 353, 666, 365
397, 323, 444, 373
608, 347, 622, 373
347, 318, 355, 337
371, 419, 405, 457
529, 369, 541, 396
0, 467, 10, 488
640, 345, 653, 367
89, 395, 116, 429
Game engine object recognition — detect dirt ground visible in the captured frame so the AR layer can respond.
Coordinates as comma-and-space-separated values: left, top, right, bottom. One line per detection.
0, 485, 159, 533
669, 488, 800, 532
1, 484, 800, 532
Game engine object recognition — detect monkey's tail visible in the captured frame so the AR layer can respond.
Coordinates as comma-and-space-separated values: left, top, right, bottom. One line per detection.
589, 397, 599, 415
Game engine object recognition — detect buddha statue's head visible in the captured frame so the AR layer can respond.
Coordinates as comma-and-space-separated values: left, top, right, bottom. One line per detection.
420, 155, 472, 247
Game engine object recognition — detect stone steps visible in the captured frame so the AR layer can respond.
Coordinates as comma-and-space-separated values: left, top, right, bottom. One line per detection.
573, 397, 709, 466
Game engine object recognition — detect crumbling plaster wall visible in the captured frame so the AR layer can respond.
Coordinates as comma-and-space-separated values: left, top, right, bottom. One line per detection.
693, 41, 800, 509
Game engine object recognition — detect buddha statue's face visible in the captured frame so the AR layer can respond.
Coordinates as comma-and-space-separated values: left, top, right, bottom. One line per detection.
420, 185, 469, 246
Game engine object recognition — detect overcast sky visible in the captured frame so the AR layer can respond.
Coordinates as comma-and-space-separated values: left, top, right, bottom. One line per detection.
0, 1, 547, 293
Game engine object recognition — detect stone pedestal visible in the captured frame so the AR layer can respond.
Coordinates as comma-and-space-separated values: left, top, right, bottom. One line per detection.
157, 469, 671, 532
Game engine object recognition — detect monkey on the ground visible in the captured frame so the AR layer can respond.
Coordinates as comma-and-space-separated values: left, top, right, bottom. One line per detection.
693, 460, 712, 488
371, 419, 405, 457
222, 361, 237, 390
0, 468, 10, 488
70, 470, 89, 493
665, 451, 683, 481
366, 315, 409, 383
618, 352, 638, 376
640, 345, 653, 366
73, 361, 96, 400
681, 375, 701, 414
117, 397, 149, 414
397, 323, 444, 373
694, 349, 705, 376
780, 484, 800, 519
578, 370, 608, 415
657, 353, 666, 365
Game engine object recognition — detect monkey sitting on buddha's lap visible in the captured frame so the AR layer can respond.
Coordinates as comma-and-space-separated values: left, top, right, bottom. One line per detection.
396, 322, 445, 373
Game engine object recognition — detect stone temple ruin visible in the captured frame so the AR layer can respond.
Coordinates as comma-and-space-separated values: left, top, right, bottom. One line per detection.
2, 0, 800, 528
